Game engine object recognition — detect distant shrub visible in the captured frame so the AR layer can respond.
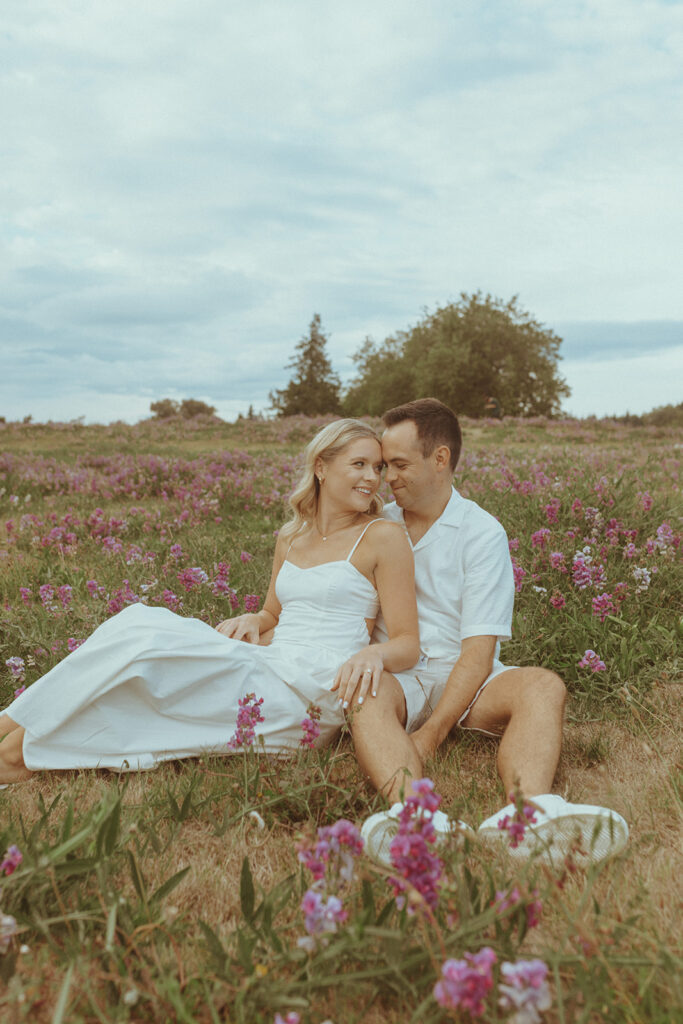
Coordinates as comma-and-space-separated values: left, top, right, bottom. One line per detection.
180, 398, 217, 419
150, 399, 180, 419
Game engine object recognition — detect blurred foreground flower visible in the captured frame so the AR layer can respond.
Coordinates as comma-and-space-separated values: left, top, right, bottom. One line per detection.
0, 845, 22, 876
433, 946, 496, 1017
300, 703, 322, 748
389, 778, 444, 912
498, 958, 552, 1023
0, 912, 18, 953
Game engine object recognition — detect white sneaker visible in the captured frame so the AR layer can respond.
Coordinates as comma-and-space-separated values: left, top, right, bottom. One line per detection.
478, 794, 629, 865
361, 802, 472, 868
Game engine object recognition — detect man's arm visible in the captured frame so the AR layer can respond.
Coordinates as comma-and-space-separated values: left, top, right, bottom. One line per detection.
410, 635, 497, 761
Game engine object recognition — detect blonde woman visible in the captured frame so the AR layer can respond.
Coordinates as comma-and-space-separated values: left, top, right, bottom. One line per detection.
0, 420, 419, 782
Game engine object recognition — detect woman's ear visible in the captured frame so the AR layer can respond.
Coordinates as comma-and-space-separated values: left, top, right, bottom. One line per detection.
314, 456, 325, 483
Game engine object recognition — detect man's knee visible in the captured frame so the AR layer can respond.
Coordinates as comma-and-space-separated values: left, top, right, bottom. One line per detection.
517, 668, 566, 713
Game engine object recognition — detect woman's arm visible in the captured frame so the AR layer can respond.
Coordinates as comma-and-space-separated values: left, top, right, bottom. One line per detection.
215, 532, 288, 643
332, 522, 419, 706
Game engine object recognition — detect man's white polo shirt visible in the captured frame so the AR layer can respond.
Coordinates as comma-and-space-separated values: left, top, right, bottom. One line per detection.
373, 487, 514, 665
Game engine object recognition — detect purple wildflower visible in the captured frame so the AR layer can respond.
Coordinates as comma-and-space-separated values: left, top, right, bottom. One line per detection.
578, 650, 606, 672
498, 958, 552, 1023
243, 594, 260, 613
531, 528, 551, 549
388, 778, 444, 912
591, 592, 616, 622
227, 693, 265, 750
299, 704, 322, 749
0, 845, 22, 876
297, 818, 363, 885
433, 947, 497, 1017
497, 799, 537, 849
5, 657, 25, 681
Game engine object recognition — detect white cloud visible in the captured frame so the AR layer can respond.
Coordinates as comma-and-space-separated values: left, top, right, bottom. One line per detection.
1, 0, 682, 423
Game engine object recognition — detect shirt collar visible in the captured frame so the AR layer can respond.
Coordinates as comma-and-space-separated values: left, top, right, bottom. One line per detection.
410, 487, 465, 550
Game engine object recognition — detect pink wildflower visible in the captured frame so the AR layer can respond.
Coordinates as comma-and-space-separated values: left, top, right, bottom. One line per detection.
549, 590, 565, 610
58, 585, 73, 609
434, 947, 497, 1017
177, 566, 208, 592
591, 592, 616, 622
67, 638, 85, 653
578, 649, 606, 672
243, 594, 260, 613
297, 818, 363, 885
13, 685, 26, 698
0, 845, 22, 876
160, 589, 182, 612
169, 543, 184, 560
298, 889, 347, 950
549, 551, 565, 570
300, 704, 322, 749
389, 778, 444, 912
544, 498, 561, 524
508, 538, 520, 552
637, 491, 653, 511
19, 587, 32, 606
497, 801, 537, 849
274, 1014, 300, 1024
240, 550, 253, 562
512, 560, 526, 593
531, 528, 551, 549
227, 693, 265, 750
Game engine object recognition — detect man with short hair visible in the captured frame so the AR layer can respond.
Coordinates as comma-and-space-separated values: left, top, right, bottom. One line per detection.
354, 398, 628, 865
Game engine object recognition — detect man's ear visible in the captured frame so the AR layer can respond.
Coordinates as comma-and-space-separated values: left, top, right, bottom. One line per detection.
433, 445, 452, 472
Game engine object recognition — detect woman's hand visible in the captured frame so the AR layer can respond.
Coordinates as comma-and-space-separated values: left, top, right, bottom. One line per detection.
215, 614, 261, 644
331, 648, 384, 710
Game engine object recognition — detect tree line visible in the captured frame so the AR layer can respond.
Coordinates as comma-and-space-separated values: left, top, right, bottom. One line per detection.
269, 294, 570, 419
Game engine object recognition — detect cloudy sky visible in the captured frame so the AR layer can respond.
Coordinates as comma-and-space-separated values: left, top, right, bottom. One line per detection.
2, 0, 681, 423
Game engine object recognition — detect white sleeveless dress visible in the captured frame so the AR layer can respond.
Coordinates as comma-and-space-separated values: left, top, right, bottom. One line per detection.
9, 525, 380, 771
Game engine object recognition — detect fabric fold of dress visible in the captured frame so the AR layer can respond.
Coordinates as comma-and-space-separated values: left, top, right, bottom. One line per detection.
9, 554, 379, 772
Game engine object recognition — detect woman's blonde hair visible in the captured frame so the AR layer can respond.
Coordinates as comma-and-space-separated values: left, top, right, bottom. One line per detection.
281, 419, 383, 538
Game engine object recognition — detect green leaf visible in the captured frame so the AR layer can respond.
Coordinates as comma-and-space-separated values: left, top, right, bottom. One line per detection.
150, 865, 191, 904
52, 962, 74, 1024
198, 920, 227, 973
240, 856, 255, 922
126, 849, 147, 903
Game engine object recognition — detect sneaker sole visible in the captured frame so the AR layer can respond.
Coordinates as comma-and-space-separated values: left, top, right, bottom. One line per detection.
479, 810, 629, 865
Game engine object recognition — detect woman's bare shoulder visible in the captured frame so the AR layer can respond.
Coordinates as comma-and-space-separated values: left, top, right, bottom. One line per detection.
366, 518, 410, 549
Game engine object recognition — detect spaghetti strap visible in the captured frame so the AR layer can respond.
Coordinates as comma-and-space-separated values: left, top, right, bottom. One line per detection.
346, 519, 382, 561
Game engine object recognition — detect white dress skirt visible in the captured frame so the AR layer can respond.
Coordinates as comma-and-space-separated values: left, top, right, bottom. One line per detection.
8, 551, 380, 772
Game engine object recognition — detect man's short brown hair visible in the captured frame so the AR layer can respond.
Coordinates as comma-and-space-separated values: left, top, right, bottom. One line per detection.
383, 398, 462, 471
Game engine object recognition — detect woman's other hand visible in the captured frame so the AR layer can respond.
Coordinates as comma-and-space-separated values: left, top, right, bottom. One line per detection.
331, 648, 384, 709
215, 614, 261, 644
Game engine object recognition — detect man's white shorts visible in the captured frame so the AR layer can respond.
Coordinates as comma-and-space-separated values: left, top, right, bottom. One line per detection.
393, 656, 518, 736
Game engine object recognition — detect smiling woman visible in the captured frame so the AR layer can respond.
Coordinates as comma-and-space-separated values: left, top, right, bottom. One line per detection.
0, 419, 419, 783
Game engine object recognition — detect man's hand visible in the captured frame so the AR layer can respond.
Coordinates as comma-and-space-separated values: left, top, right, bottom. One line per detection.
215, 614, 261, 644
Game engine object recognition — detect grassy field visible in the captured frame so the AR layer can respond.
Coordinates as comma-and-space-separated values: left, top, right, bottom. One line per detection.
0, 414, 681, 1023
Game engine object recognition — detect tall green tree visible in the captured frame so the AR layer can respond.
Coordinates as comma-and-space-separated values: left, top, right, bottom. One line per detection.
343, 293, 570, 418
270, 314, 342, 416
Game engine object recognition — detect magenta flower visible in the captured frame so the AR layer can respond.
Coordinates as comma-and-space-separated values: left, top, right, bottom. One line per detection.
169, 543, 184, 560
19, 587, 32, 606
240, 551, 253, 563
297, 889, 348, 951
549, 551, 565, 570
0, 845, 22, 876
297, 818, 363, 885
388, 778, 444, 912
578, 649, 606, 672
549, 590, 565, 610
243, 594, 260, 613
637, 491, 653, 511
498, 958, 552, 1023
13, 685, 26, 699
433, 947, 497, 1017
177, 566, 209, 592
544, 498, 561, 524
497, 800, 537, 849
299, 704, 322, 749
67, 638, 85, 653
591, 592, 616, 622
227, 693, 265, 750
531, 528, 551, 549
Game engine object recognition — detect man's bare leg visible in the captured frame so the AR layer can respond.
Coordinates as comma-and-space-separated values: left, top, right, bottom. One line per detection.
350, 672, 423, 804
460, 667, 566, 797
0, 727, 32, 783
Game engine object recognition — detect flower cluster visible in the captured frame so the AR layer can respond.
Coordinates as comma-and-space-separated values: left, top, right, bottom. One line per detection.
389, 778, 445, 912
578, 649, 606, 673
434, 949, 551, 1022
5, 656, 25, 681
299, 703, 322, 748
493, 884, 543, 930
296, 818, 363, 952
227, 693, 265, 750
